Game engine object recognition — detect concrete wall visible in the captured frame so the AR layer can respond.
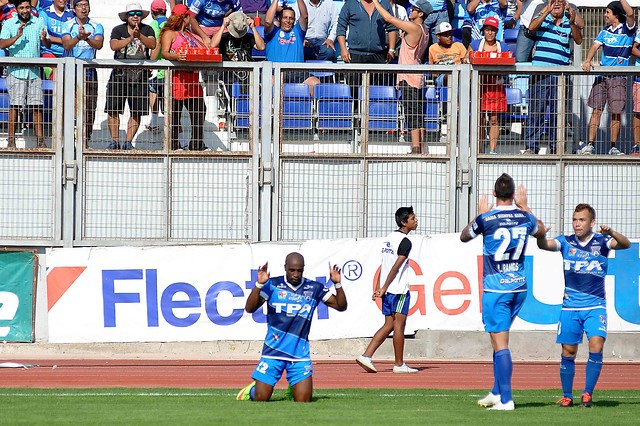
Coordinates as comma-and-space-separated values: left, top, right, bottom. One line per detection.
2, 331, 639, 361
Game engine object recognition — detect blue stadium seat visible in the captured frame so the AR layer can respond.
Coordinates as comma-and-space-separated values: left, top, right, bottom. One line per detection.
314, 83, 353, 130
424, 87, 439, 132
503, 28, 518, 43
361, 85, 400, 131
306, 59, 335, 81
232, 82, 253, 128
282, 83, 313, 129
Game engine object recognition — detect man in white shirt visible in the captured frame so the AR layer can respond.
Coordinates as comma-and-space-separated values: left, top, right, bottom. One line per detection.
303, 0, 339, 62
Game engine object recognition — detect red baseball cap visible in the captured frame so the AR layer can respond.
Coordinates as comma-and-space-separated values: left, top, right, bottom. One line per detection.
172, 4, 189, 16
483, 16, 500, 30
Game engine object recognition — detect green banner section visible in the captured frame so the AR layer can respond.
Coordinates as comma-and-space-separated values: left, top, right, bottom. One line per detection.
0, 251, 35, 342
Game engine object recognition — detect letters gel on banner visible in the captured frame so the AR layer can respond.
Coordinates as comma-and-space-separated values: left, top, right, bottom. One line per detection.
45, 236, 640, 343
0, 250, 36, 342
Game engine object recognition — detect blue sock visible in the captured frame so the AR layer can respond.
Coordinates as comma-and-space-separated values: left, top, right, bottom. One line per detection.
249, 384, 256, 400
494, 349, 512, 403
584, 352, 603, 395
560, 355, 576, 398
491, 351, 500, 395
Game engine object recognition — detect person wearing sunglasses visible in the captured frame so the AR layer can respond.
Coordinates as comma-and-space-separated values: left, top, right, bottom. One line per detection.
105, 2, 156, 150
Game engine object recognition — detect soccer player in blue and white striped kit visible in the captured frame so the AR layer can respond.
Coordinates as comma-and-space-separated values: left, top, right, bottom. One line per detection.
536, 204, 630, 408
460, 173, 546, 411
237, 253, 347, 402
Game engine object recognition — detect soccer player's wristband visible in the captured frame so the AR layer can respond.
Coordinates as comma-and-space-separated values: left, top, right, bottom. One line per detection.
334, 282, 342, 289
255, 282, 264, 289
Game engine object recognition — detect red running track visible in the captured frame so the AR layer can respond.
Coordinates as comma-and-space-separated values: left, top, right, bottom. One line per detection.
0, 360, 639, 389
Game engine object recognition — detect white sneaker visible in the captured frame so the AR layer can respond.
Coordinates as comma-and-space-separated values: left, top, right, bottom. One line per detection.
356, 355, 377, 373
392, 363, 418, 374
487, 400, 515, 411
608, 146, 623, 155
577, 142, 594, 155
477, 392, 501, 408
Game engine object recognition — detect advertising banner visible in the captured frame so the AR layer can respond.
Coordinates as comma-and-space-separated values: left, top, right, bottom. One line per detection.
46, 236, 640, 343
0, 250, 36, 342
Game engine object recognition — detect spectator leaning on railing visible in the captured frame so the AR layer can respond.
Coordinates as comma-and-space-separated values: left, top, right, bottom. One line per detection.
159, 4, 207, 151
0, 0, 51, 149
264, 0, 320, 94
468, 15, 508, 155
580, 0, 635, 156
40, 0, 74, 80
105, 2, 156, 150
522, 0, 583, 155
61, 0, 104, 147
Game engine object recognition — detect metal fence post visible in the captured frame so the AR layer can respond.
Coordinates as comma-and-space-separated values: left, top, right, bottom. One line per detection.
62, 57, 77, 247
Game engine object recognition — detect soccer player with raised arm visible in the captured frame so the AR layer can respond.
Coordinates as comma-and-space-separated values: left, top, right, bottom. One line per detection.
536, 204, 630, 408
460, 173, 546, 411
236, 252, 347, 402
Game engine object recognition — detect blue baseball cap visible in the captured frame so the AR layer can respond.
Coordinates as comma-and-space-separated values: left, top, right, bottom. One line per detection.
410, 0, 434, 15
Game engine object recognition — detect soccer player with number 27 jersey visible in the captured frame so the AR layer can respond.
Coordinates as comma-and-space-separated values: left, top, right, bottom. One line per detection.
460, 173, 546, 411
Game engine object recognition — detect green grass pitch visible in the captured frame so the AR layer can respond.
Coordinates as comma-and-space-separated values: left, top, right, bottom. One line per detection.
1, 388, 639, 425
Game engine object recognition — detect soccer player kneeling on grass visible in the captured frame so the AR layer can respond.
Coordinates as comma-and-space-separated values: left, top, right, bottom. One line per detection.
236, 253, 347, 402
536, 204, 630, 408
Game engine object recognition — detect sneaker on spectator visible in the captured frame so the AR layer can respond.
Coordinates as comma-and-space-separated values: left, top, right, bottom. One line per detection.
107, 141, 120, 150
392, 363, 418, 373
356, 355, 377, 373
608, 146, 623, 156
631, 144, 640, 156
122, 141, 134, 150
577, 142, 594, 155
145, 124, 161, 133
521, 148, 534, 155
489, 150, 497, 155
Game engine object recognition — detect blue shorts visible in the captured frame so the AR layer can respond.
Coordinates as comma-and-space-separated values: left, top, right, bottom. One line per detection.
556, 308, 607, 345
482, 291, 527, 333
382, 292, 410, 316
251, 357, 313, 387
148, 76, 164, 95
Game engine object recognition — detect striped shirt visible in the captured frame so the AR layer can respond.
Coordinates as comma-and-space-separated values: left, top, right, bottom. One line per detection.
41, 4, 75, 57
532, 14, 572, 66
594, 22, 635, 67
0, 15, 47, 80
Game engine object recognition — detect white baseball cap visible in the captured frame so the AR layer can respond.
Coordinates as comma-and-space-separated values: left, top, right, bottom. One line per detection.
436, 22, 453, 35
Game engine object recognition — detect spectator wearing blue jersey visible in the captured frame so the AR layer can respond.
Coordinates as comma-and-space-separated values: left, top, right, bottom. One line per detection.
188, 0, 241, 47
522, 0, 582, 155
460, 174, 545, 411
0, 0, 51, 148
61, 0, 103, 146
236, 253, 347, 402
581, 0, 635, 156
41, 0, 74, 62
467, 0, 507, 42
423, 0, 449, 47
536, 204, 630, 408
356, 206, 420, 374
